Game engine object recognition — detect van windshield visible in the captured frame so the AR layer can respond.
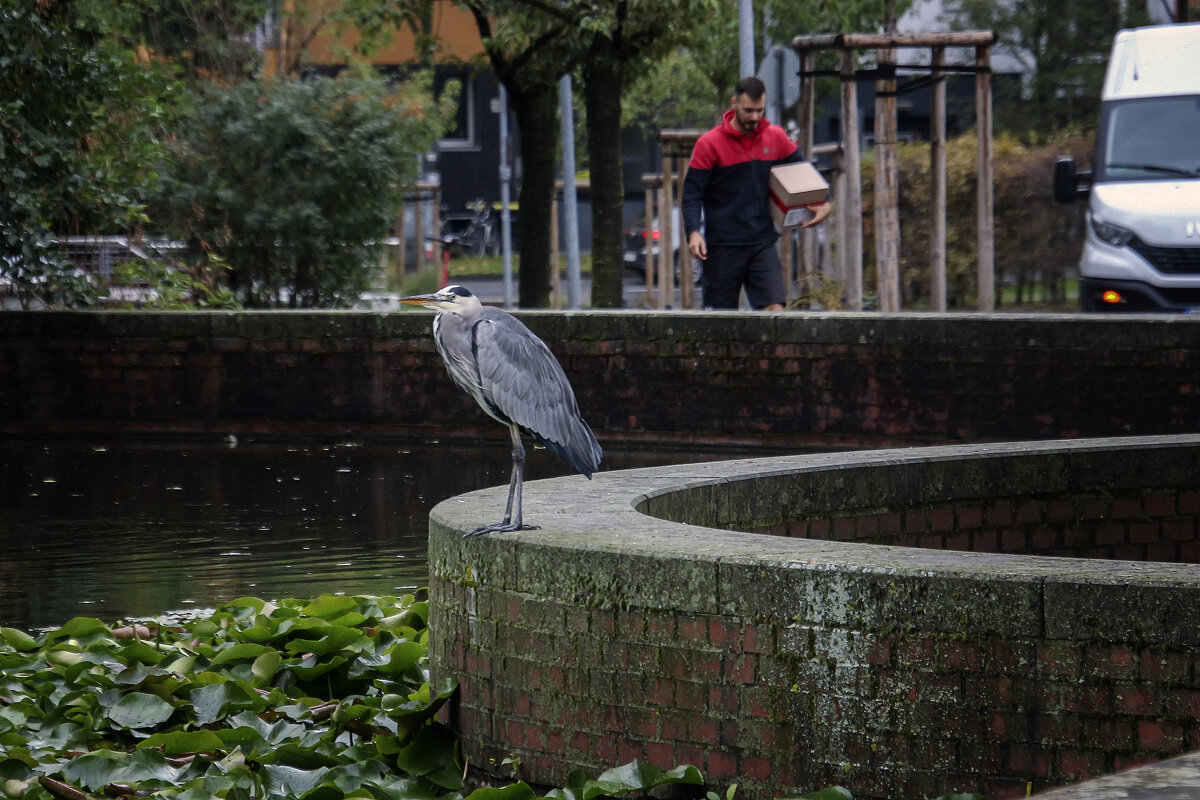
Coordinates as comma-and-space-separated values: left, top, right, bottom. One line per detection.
1100, 95, 1200, 180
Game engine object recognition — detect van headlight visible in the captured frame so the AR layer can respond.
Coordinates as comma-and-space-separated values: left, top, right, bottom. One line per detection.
1088, 212, 1134, 247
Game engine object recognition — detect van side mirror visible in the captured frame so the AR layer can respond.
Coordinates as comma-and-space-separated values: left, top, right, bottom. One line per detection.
1054, 157, 1092, 204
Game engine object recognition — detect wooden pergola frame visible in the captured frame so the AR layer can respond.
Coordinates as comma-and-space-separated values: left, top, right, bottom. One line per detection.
793, 30, 997, 311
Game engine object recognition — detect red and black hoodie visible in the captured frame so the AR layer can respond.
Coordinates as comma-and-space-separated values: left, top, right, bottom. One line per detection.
681, 109, 804, 247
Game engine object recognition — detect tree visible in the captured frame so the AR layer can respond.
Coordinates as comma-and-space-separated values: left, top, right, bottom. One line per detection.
153, 72, 453, 307
459, 0, 583, 308
576, 0, 716, 308
941, 0, 1149, 137
0, 0, 178, 308
132, 0, 270, 82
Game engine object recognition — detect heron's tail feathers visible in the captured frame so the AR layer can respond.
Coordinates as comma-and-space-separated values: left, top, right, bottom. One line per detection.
542, 421, 602, 478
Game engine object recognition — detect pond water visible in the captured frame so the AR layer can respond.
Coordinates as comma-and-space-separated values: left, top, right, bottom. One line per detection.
0, 439, 746, 631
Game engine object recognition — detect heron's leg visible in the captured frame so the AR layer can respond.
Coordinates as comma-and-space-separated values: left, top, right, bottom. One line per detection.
465, 424, 541, 537
500, 427, 524, 525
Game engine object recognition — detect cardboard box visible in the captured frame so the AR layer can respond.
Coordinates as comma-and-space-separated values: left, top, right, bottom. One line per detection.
769, 162, 829, 228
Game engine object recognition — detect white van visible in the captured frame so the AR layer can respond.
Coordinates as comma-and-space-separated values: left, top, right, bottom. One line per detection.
1054, 22, 1200, 312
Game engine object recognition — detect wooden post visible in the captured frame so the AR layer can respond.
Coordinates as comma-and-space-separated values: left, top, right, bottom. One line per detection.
832, 147, 847, 287
840, 48, 864, 311
930, 46, 948, 312
976, 44, 995, 311
796, 49, 817, 303
659, 152, 675, 310
642, 174, 659, 307
874, 47, 901, 312
676, 157, 694, 309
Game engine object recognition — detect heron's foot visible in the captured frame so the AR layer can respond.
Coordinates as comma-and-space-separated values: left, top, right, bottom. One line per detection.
463, 521, 541, 538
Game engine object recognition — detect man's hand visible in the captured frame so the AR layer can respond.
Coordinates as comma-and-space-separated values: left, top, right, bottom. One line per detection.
801, 202, 832, 228
688, 230, 707, 261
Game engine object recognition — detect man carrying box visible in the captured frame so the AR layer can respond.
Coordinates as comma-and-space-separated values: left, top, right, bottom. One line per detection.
682, 76, 831, 310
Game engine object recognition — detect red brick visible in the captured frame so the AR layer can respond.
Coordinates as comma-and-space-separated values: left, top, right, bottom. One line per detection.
938, 638, 983, 672
739, 755, 773, 781
709, 618, 740, 649
706, 748, 738, 779
1179, 492, 1200, 515
1111, 497, 1142, 519
1084, 645, 1138, 680
1114, 685, 1157, 715
1030, 528, 1058, 551
957, 505, 984, 529
723, 653, 757, 684
617, 738, 644, 765
833, 517, 856, 540
1163, 518, 1197, 542
986, 502, 1014, 526
647, 741, 674, 767
1141, 649, 1192, 684
905, 509, 928, 534
1058, 749, 1104, 779
1095, 521, 1127, 545
1046, 498, 1077, 521
1129, 521, 1160, 544
743, 623, 771, 654
1016, 500, 1044, 523
1145, 493, 1176, 517
973, 529, 999, 552
930, 507, 954, 531
1000, 528, 1026, 552
1038, 642, 1082, 678
676, 616, 706, 642
1007, 745, 1052, 779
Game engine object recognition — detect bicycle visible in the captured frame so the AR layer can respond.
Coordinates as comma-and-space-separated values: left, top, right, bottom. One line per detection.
439, 198, 499, 257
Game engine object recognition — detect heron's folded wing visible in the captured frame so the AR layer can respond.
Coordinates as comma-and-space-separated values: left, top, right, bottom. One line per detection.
472, 312, 601, 476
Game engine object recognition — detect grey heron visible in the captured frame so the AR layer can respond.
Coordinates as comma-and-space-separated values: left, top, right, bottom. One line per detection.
399, 285, 602, 536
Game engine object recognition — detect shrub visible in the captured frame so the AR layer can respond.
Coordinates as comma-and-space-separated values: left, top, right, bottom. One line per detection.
154, 72, 454, 308
860, 131, 1092, 308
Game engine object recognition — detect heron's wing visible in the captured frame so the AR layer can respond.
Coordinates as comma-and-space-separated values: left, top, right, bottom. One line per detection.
472, 309, 602, 477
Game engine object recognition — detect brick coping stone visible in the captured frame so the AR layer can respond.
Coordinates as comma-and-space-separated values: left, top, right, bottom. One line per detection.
427, 434, 1200, 799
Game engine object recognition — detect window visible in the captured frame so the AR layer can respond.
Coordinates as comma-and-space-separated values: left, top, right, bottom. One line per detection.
437, 72, 477, 151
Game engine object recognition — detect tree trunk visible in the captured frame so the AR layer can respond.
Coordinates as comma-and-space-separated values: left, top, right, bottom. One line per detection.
511, 82, 559, 308
583, 47, 625, 308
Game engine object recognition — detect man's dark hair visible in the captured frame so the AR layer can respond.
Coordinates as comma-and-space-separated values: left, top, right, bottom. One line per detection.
733, 76, 766, 100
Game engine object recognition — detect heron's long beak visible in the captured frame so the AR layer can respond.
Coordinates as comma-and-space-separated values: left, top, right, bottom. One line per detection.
398, 293, 441, 306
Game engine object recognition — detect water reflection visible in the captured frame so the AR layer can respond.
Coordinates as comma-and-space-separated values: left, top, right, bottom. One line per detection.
0, 439, 743, 630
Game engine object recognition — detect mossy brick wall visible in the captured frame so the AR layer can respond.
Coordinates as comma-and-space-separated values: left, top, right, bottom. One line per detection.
2, 310, 1200, 446
428, 437, 1200, 800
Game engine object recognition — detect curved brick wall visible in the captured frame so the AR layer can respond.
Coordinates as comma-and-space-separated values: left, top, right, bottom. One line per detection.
427, 436, 1200, 800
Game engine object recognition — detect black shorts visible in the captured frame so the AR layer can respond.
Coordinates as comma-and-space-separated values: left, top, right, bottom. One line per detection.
700, 241, 785, 309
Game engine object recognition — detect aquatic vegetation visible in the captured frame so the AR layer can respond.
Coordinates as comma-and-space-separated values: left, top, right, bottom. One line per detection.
0, 594, 705, 800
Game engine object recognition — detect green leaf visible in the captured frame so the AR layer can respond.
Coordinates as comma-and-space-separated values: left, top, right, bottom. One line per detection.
262, 763, 329, 796
394, 724, 463, 789
210, 642, 275, 666
139, 729, 226, 756
251, 650, 283, 687
285, 626, 366, 655
1, 627, 39, 651
463, 782, 538, 800
782, 788, 854, 800
106, 691, 175, 729
49, 617, 110, 641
